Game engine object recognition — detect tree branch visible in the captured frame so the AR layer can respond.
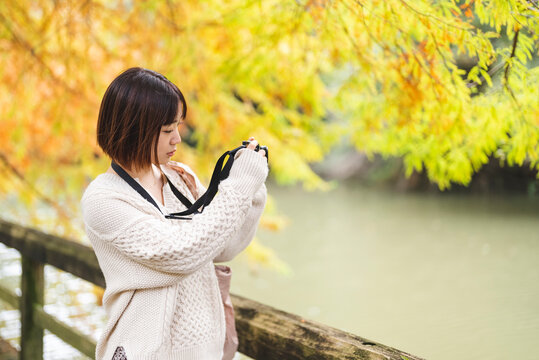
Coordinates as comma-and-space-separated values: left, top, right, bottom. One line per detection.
0, 12, 85, 99
0, 152, 70, 220
466, 60, 505, 89
504, 28, 520, 102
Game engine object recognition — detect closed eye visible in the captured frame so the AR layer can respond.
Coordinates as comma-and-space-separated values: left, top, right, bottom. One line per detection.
162, 121, 182, 133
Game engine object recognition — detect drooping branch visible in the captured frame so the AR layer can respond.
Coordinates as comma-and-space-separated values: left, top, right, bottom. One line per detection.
0, 12, 85, 99
0, 152, 70, 220
504, 28, 521, 102
466, 61, 506, 89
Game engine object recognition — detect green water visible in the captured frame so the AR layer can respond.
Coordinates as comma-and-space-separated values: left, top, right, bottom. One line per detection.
229, 183, 539, 360
1, 182, 539, 359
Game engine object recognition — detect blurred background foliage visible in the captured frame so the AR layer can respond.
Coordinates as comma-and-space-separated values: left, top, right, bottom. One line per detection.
0, 0, 538, 238
1, 2, 539, 358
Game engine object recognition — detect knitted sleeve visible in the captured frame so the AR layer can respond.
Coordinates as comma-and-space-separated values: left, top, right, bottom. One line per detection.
214, 183, 267, 262
82, 149, 268, 274
169, 150, 268, 263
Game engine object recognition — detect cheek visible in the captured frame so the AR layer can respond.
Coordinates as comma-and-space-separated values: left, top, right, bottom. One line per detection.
157, 134, 169, 148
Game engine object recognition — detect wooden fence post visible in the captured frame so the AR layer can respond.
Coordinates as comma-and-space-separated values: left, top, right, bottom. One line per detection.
20, 255, 44, 360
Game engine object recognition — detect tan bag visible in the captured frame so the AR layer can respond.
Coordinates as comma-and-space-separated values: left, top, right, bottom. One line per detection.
214, 265, 239, 360
169, 163, 239, 359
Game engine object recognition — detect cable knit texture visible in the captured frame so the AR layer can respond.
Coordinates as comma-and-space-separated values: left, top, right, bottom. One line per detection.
81, 149, 268, 360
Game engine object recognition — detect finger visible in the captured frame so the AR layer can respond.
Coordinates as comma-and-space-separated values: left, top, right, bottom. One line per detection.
247, 140, 258, 150
248, 136, 255, 141
259, 149, 267, 158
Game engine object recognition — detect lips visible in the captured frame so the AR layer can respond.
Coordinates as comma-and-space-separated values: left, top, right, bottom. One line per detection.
167, 150, 176, 156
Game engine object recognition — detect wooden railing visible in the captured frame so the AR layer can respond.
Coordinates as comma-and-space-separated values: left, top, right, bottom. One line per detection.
0, 219, 424, 360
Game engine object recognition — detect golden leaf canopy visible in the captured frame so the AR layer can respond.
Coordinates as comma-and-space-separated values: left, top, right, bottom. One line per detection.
1, 0, 538, 230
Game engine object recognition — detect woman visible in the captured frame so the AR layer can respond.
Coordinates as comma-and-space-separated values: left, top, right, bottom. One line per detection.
81, 67, 268, 359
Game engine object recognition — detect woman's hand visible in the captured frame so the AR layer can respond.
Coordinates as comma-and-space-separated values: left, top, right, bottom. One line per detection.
245, 136, 267, 159
226, 136, 269, 197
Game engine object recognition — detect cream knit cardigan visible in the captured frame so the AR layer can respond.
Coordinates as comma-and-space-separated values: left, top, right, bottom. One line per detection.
81, 149, 268, 360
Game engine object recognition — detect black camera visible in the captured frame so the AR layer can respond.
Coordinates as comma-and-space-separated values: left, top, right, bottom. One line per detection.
242, 141, 269, 161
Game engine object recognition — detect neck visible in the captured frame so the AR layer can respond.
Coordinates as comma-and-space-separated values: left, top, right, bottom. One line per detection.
122, 163, 163, 186
110, 161, 166, 206
125, 164, 152, 179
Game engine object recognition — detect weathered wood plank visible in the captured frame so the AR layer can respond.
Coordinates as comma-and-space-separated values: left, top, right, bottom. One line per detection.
20, 256, 44, 360
0, 220, 105, 288
0, 283, 19, 309
33, 305, 96, 359
0, 285, 96, 359
232, 295, 424, 360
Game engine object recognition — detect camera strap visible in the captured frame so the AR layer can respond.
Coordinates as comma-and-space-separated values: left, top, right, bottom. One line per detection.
111, 143, 248, 220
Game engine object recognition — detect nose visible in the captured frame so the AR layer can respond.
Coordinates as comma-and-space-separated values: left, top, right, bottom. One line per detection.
171, 128, 181, 145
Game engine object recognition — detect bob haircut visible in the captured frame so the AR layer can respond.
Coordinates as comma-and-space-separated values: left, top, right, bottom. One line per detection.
97, 67, 187, 171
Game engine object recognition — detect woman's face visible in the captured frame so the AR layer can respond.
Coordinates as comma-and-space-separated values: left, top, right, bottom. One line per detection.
156, 118, 182, 165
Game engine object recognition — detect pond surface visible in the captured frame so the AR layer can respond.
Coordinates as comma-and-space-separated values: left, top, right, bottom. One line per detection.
1, 182, 539, 360
229, 183, 539, 360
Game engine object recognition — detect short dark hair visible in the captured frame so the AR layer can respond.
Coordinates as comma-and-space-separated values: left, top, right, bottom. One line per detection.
97, 67, 187, 171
